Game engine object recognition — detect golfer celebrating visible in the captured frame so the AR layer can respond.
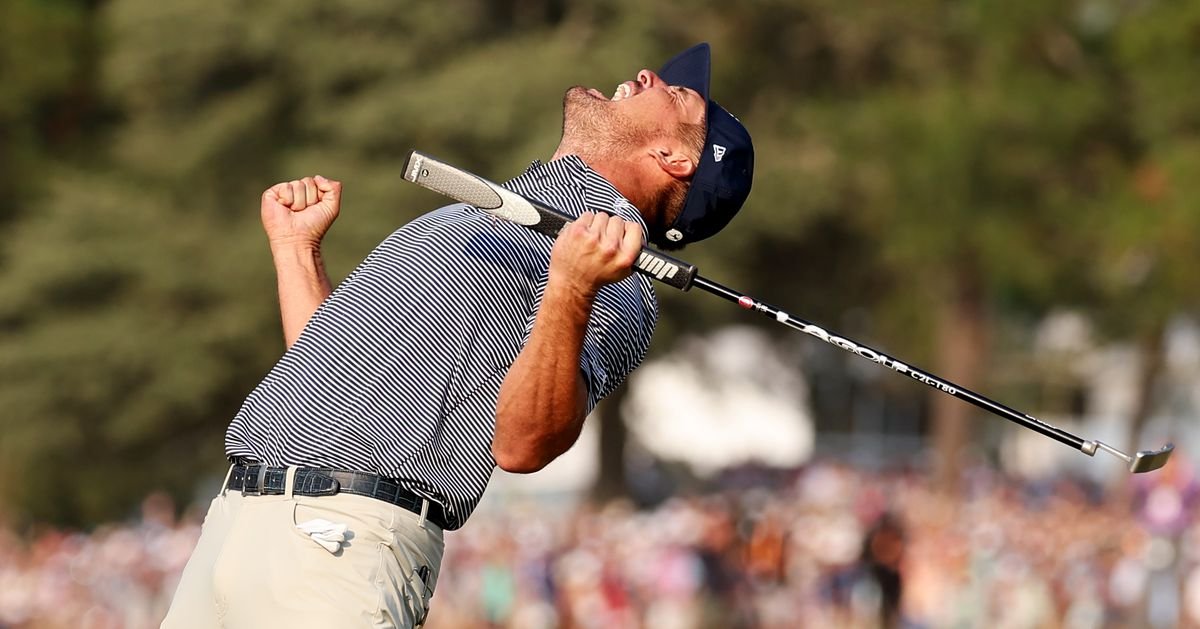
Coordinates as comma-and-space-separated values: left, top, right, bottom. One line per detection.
163, 43, 753, 628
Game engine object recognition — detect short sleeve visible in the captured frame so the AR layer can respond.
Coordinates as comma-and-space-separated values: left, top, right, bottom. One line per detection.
577, 275, 658, 415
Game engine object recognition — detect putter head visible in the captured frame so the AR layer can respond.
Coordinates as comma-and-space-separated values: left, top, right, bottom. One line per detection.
1130, 443, 1174, 474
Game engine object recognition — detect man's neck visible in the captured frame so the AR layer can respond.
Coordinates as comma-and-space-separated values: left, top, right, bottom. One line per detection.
549, 148, 658, 224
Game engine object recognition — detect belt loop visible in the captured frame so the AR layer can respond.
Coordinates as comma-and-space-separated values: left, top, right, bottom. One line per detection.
284, 466, 299, 500
418, 499, 429, 530
220, 464, 235, 497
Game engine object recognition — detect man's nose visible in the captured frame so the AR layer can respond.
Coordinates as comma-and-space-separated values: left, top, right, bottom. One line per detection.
636, 69, 662, 89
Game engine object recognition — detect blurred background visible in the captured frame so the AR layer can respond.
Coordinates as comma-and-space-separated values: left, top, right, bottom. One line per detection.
1, 0, 1198, 627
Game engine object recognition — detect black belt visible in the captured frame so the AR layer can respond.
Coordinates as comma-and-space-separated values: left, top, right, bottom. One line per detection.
226, 463, 450, 530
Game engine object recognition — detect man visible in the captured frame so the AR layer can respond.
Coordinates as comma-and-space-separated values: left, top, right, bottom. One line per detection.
163, 42, 752, 628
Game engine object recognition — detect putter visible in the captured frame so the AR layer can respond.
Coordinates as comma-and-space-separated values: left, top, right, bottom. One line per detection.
402, 150, 1175, 474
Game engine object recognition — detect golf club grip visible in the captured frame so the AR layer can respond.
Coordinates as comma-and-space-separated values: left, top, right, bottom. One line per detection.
403, 151, 698, 291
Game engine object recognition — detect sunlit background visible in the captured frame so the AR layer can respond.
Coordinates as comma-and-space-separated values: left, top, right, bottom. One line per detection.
2, 0, 1199, 627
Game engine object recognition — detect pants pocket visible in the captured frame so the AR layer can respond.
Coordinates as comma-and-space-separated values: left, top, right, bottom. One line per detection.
375, 540, 436, 628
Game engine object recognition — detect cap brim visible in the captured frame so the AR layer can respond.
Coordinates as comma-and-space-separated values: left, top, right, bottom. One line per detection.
658, 43, 711, 105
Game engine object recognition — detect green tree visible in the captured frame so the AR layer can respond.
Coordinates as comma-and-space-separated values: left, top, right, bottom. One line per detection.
0, 0, 99, 523
1085, 1, 1200, 460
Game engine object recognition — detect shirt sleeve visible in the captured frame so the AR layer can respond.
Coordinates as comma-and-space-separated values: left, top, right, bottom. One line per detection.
577, 275, 658, 415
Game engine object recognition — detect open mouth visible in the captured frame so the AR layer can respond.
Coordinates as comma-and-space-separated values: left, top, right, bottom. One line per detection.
610, 81, 635, 101
611, 82, 635, 101
585, 81, 637, 102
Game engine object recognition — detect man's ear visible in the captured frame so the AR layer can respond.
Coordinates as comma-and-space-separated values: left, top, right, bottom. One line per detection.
652, 144, 697, 181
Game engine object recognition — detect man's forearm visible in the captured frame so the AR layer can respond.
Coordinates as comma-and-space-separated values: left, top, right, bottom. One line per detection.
493, 277, 593, 473
271, 242, 333, 348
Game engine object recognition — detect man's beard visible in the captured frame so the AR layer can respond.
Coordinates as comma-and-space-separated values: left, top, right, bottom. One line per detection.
559, 86, 659, 164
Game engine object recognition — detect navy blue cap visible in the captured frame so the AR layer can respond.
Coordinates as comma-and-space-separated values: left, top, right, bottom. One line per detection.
658, 43, 754, 245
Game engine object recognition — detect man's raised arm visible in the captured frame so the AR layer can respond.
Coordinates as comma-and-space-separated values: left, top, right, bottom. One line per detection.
260, 175, 341, 347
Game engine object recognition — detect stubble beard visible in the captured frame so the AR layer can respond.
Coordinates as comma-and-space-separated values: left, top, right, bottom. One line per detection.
559, 86, 658, 164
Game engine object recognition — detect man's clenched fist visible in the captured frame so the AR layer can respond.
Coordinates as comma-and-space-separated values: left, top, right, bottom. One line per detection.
261, 175, 342, 249
549, 211, 643, 298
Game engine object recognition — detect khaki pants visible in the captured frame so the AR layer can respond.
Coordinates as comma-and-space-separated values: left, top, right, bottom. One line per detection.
162, 466, 444, 629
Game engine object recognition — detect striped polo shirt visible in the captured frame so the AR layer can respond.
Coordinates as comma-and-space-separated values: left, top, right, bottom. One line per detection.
224, 156, 658, 529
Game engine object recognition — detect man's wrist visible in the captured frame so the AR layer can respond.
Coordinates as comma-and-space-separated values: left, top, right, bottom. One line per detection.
269, 235, 321, 252
546, 272, 598, 305
270, 240, 325, 271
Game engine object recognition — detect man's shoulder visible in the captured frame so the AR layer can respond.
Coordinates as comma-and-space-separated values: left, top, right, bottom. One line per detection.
367, 203, 545, 275
387, 203, 533, 240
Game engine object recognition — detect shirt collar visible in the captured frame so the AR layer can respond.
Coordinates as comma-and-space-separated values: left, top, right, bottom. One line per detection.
504, 155, 649, 235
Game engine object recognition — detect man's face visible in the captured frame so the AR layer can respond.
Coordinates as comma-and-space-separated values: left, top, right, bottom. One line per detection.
561, 69, 707, 162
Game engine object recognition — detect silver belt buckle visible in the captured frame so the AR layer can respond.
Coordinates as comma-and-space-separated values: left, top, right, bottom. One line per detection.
241, 465, 267, 496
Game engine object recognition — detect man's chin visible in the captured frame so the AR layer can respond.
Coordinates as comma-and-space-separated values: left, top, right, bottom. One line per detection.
563, 86, 606, 117
560, 87, 615, 152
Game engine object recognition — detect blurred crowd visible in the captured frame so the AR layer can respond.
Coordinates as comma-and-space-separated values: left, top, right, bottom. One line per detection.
1, 461, 1198, 629
428, 461, 1200, 629
0, 493, 198, 628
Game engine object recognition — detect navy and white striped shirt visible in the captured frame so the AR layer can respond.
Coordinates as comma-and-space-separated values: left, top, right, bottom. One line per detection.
225, 156, 658, 529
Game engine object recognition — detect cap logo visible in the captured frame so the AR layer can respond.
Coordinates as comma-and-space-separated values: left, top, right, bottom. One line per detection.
712, 144, 727, 162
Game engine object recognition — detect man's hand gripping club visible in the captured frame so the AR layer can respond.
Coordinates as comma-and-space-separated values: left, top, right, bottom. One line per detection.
549, 211, 643, 296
